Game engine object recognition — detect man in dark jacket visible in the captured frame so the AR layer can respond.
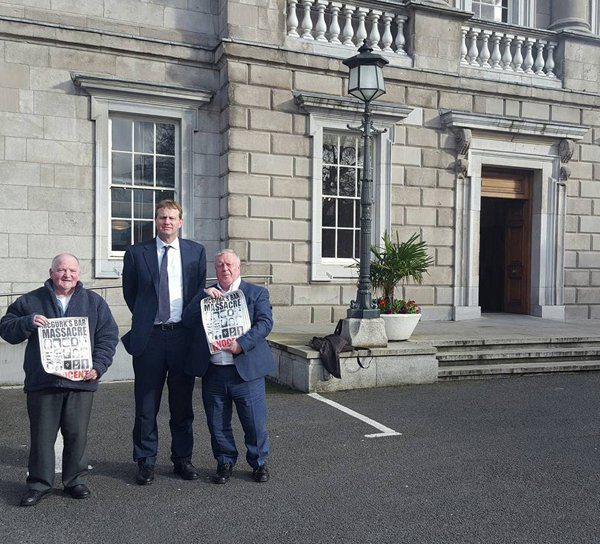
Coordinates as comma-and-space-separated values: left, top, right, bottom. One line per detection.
0, 253, 118, 507
183, 249, 275, 484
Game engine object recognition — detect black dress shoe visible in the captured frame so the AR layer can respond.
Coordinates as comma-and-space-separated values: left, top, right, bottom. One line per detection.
20, 489, 51, 507
136, 463, 155, 485
173, 461, 199, 481
252, 464, 269, 483
212, 463, 233, 484
64, 484, 91, 499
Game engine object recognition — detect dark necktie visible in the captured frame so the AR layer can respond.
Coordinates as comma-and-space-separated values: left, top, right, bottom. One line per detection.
157, 245, 171, 323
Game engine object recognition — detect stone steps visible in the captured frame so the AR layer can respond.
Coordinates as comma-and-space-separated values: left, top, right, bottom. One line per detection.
434, 338, 600, 380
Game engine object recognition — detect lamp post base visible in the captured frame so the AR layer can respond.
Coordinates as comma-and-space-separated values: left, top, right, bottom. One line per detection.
339, 317, 388, 349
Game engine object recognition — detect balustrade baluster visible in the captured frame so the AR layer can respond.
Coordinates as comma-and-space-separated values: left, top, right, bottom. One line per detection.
356, 7, 368, 47
479, 30, 491, 68
329, 2, 342, 44
460, 28, 469, 65
287, 0, 299, 37
395, 15, 407, 55
368, 10, 382, 50
545, 42, 557, 78
342, 5, 356, 46
490, 32, 502, 69
468, 28, 480, 66
301, 0, 314, 40
381, 12, 393, 52
512, 36, 524, 72
534, 40, 546, 75
522, 38, 534, 73
501, 34, 514, 70
315, 0, 328, 42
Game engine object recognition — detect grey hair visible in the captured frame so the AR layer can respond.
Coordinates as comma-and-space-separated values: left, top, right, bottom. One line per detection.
51, 253, 80, 271
214, 249, 240, 266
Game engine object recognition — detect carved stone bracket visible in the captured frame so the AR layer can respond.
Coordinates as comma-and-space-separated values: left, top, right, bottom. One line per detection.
455, 157, 469, 178
558, 139, 574, 163
559, 165, 571, 184
453, 127, 472, 156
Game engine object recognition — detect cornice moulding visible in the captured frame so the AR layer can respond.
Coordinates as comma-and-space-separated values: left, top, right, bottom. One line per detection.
440, 109, 588, 140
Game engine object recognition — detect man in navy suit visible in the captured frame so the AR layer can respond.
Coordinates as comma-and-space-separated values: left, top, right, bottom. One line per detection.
183, 249, 275, 484
122, 200, 206, 485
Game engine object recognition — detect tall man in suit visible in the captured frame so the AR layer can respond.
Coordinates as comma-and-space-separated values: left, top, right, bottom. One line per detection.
122, 200, 206, 485
183, 249, 275, 484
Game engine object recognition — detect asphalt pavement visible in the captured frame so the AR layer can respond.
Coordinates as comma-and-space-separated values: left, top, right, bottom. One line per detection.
1, 373, 599, 544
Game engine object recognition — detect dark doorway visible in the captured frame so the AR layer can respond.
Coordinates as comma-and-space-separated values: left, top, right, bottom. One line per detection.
479, 170, 531, 314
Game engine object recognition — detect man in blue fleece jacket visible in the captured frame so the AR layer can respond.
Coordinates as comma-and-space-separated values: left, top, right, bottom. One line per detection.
0, 253, 118, 507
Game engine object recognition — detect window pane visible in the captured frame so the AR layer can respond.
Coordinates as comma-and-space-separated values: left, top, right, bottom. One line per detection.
340, 135, 357, 165
156, 156, 175, 187
112, 152, 132, 185
134, 220, 154, 244
156, 123, 175, 155
322, 165, 337, 195
338, 199, 354, 228
133, 189, 154, 219
339, 167, 356, 196
337, 230, 353, 258
322, 229, 335, 258
323, 133, 338, 164
355, 230, 360, 259
322, 198, 335, 227
156, 189, 175, 203
134, 121, 154, 153
134, 155, 154, 186
111, 220, 131, 251
111, 187, 131, 218
112, 118, 132, 152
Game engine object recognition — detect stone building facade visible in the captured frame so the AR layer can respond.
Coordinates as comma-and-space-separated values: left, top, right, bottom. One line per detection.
1, 0, 600, 335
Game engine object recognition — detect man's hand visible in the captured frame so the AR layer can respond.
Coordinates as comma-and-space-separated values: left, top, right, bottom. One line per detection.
85, 369, 98, 381
32, 315, 49, 328
205, 287, 221, 299
222, 340, 242, 355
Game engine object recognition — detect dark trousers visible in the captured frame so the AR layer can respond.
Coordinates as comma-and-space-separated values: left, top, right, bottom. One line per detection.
202, 364, 269, 469
26, 388, 94, 491
132, 326, 195, 466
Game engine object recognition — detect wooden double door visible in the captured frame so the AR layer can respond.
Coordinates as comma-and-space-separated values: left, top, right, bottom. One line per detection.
479, 169, 532, 314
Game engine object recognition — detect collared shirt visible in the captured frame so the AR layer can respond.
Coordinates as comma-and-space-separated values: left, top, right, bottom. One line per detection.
210, 277, 242, 366
55, 294, 73, 316
155, 236, 183, 324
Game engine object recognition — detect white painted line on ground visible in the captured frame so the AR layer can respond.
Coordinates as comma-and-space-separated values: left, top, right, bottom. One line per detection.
308, 393, 402, 439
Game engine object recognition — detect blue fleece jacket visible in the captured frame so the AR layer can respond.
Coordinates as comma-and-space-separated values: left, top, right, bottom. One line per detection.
0, 280, 118, 393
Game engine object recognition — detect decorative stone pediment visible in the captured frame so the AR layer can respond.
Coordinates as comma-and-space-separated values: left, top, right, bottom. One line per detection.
440, 110, 588, 140
294, 91, 412, 123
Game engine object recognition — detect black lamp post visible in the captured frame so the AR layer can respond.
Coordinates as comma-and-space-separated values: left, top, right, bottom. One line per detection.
343, 44, 389, 319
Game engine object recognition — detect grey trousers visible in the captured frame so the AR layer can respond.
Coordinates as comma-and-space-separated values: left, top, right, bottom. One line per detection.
26, 389, 94, 491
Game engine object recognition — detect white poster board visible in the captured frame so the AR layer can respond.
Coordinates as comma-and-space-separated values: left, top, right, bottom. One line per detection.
200, 290, 251, 354
37, 317, 93, 381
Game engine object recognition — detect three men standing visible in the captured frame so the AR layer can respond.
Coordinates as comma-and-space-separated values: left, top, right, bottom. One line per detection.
0, 254, 119, 506
122, 200, 206, 485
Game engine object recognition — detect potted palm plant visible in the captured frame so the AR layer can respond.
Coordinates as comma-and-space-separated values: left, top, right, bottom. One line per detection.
370, 231, 433, 341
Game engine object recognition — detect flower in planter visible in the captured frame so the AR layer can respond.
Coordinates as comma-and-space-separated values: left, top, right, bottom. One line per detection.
376, 297, 421, 315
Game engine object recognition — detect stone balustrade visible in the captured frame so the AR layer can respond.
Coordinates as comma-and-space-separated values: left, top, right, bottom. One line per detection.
286, 0, 408, 56
460, 23, 559, 82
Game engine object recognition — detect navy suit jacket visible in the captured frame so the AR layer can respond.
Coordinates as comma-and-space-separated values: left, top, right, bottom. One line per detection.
183, 280, 276, 382
121, 237, 206, 357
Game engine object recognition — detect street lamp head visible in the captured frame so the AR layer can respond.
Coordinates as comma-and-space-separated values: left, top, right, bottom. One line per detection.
343, 44, 389, 104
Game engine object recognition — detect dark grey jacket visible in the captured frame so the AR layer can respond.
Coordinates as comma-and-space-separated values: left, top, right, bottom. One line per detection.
0, 280, 118, 393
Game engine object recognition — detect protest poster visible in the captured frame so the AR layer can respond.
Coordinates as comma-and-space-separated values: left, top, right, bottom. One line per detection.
200, 290, 251, 354
37, 317, 93, 381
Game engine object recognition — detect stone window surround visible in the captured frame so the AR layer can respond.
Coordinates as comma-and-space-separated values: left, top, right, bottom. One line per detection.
294, 91, 412, 282
456, 0, 534, 26
441, 109, 588, 321
72, 74, 212, 278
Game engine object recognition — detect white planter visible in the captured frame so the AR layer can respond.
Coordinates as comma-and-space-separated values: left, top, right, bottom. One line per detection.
380, 313, 421, 341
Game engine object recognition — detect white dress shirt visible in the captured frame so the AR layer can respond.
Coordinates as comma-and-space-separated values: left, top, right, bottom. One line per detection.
155, 236, 183, 324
